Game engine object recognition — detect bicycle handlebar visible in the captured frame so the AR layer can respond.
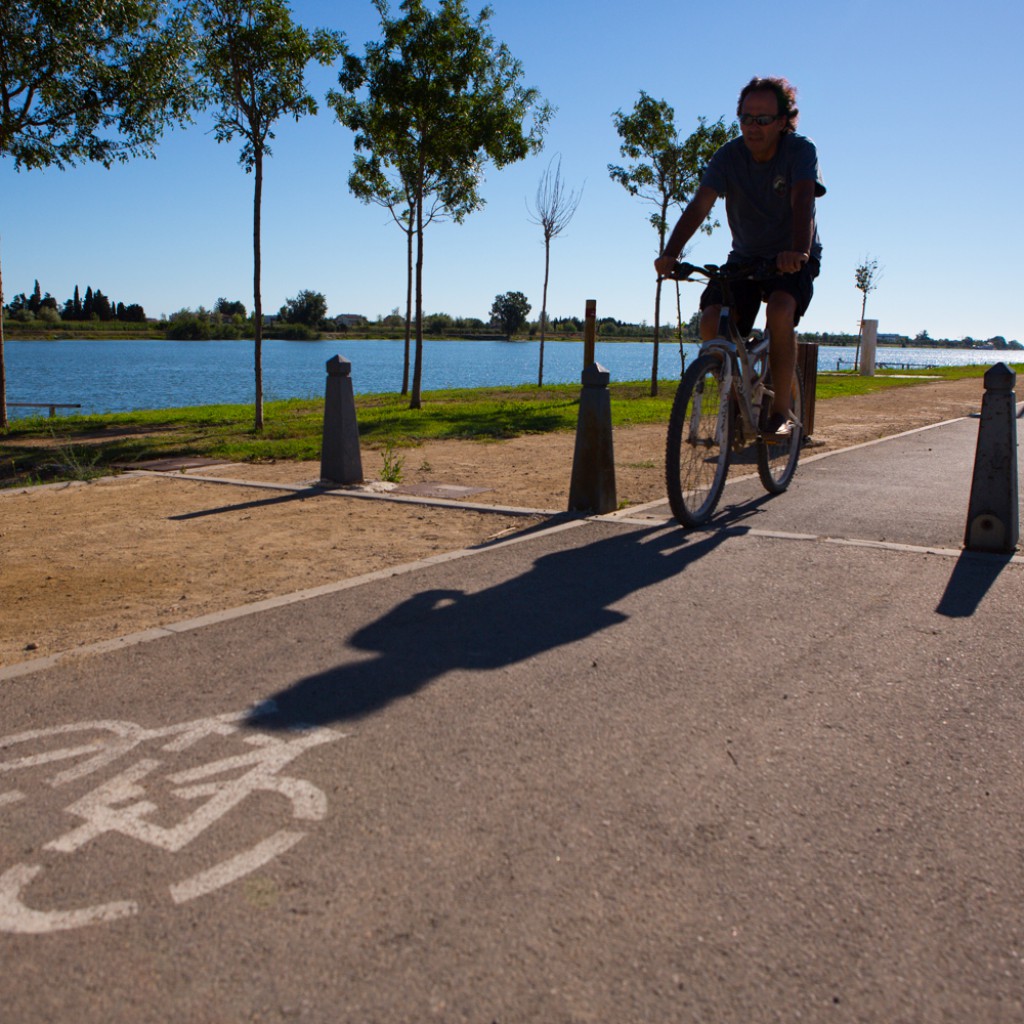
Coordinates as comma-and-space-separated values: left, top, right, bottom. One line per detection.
664, 258, 780, 283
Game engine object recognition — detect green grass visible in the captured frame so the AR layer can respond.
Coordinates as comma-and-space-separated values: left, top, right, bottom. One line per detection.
813, 362, 1021, 400
3, 364, 1018, 490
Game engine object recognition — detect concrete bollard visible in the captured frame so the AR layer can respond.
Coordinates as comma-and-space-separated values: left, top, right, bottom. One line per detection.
320, 355, 364, 486
568, 361, 617, 514
964, 362, 1018, 553
859, 319, 877, 376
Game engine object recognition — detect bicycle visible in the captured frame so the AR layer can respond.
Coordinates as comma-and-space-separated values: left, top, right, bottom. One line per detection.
663, 259, 804, 527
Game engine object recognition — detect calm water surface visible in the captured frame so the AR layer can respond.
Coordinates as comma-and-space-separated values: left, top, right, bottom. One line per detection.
3, 337, 1013, 420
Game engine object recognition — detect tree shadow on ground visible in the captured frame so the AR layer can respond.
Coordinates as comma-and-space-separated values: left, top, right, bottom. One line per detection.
247, 523, 742, 730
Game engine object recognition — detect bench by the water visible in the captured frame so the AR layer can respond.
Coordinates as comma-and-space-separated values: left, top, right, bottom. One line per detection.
8, 402, 82, 418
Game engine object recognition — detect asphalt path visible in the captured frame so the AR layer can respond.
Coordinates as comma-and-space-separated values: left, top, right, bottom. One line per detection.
2, 412, 1023, 1023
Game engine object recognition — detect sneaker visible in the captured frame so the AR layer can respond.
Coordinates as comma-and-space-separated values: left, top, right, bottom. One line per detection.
765, 411, 793, 438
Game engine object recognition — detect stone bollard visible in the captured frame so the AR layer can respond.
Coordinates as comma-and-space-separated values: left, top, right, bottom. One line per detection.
320, 355, 364, 486
964, 362, 1018, 553
568, 362, 617, 514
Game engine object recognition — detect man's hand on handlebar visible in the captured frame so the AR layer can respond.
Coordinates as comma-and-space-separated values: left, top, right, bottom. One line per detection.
776, 250, 809, 275
654, 255, 678, 279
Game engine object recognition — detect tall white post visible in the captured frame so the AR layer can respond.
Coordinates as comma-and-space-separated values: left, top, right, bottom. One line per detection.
860, 319, 878, 376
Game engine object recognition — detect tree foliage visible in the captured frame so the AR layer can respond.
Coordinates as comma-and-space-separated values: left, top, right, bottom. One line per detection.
195, 0, 344, 429
490, 291, 531, 339
609, 92, 736, 394
331, 0, 550, 409
216, 297, 247, 318
0, 0, 199, 426
278, 289, 327, 326
0, 0, 197, 170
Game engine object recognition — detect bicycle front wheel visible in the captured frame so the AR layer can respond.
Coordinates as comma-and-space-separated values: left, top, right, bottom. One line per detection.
665, 352, 733, 527
757, 366, 804, 493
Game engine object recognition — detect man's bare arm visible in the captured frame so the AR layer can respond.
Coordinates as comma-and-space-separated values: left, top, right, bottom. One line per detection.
776, 179, 817, 274
654, 185, 718, 276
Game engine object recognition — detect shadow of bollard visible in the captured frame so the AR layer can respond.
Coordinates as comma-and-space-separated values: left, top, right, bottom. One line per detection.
319, 355, 364, 487
964, 362, 1018, 553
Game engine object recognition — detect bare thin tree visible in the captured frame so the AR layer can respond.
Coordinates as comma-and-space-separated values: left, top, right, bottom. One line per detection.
527, 155, 582, 386
854, 256, 883, 371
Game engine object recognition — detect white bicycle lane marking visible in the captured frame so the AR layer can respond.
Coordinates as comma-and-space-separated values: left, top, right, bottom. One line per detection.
0, 709, 344, 934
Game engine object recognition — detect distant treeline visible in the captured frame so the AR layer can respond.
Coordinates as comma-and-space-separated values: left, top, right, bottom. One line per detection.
4, 280, 146, 324
5, 280, 1020, 349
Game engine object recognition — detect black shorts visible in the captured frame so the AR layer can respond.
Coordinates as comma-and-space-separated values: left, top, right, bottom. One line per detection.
700, 258, 819, 336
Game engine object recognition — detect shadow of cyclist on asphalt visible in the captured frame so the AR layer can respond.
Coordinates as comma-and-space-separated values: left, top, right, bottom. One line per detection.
247, 524, 741, 730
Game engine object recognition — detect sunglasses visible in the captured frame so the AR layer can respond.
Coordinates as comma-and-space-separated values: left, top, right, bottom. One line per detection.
739, 113, 780, 127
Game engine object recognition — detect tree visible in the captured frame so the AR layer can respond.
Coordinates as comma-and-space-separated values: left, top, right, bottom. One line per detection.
340, 154, 420, 395
278, 289, 327, 326
195, 0, 344, 430
610, 93, 736, 395
526, 155, 582, 385
215, 297, 247, 318
0, 0, 196, 427
332, 0, 550, 409
92, 290, 113, 321
854, 256, 882, 371
490, 291, 531, 339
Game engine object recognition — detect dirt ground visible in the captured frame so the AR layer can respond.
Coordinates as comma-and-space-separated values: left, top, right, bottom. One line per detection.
0, 376, 988, 668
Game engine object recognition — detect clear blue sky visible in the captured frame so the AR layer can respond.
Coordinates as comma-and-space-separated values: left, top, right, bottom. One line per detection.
1, 0, 1020, 341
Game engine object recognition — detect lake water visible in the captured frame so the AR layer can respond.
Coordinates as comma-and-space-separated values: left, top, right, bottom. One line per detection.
3, 337, 1014, 420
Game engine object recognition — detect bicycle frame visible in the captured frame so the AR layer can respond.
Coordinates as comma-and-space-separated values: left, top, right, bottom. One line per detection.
685, 303, 772, 455
705, 305, 771, 447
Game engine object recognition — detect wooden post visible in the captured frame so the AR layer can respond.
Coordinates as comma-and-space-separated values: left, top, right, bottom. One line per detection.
583, 299, 596, 368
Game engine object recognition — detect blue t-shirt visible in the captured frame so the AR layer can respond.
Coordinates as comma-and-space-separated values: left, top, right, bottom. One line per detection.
701, 132, 826, 263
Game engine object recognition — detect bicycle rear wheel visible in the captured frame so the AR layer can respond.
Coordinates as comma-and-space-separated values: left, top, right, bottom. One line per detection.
757, 366, 804, 493
665, 352, 733, 527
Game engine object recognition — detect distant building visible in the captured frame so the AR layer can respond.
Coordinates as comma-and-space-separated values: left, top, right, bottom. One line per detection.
335, 314, 367, 328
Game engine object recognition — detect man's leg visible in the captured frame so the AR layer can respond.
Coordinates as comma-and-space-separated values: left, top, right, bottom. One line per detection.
699, 305, 721, 341
765, 290, 798, 418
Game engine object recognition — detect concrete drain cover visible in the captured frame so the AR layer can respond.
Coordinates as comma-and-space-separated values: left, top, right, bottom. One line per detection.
392, 482, 491, 499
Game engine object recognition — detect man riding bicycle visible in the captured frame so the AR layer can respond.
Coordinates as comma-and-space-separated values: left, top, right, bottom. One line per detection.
654, 76, 826, 437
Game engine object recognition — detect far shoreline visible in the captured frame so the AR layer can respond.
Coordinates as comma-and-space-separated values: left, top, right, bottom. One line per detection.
3, 332, 1014, 353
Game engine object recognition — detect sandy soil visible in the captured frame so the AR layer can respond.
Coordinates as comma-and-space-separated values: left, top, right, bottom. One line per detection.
0, 376, 988, 668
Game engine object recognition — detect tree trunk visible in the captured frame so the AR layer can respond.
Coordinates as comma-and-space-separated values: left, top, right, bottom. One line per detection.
0, 248, 7, 430
402, 207, 413, 395
675, 279, 686, 371
651, 216, 669, 397
410, 178, 425, 411
537, 236, 550, 387
651, 277, 662, 397
854, 290, 867, 372
253, 148, 265, 431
